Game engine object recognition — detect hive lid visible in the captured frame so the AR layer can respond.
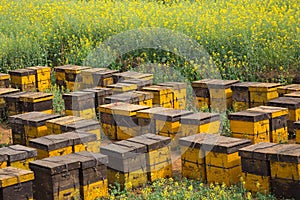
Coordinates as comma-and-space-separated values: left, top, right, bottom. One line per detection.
19, 92, 53, 101
3, 91, 30, 102
21, 112, 60, 126
181, 112, 220, 125
231, 82, 261, 90
0, 145, 37, 162
46, 116, 84, 126
64, 65, 91, 73
99, 103, 150, 116
81, 68, 107, 74
60, 131, 97, 145
63, 91, 95, 101
0, 167, 34, 188
228, 110, 269, 122
142, 85, 172, 94
127, 133, 171, 151
152, 109, 193, 122
0, 88, 20, 96
158, 82, 187, 90
267, 144, 300, 163
277, 84, 300, 92
179, 134, 251, 154
115, 140, 147, 153
0, 73, 10, 80
121, 79, 152, 87
8, 69, 36, 76
60, 119, 100, 131
105, 92, 139, 104
248, 106, 289, 118
284, 91, 300, 98
207, 79, 240, 89
27, 66, 51, 72
93, 69, 119, 78
100, 143, 145, 159
54, 65, 76, 72
268, 97, 300, 109
64, 152, 108, 169
238, 142, 282, 160
29, 134, 73, 151
191, 79, 218, 88
248, 83, 282, 91
136, 107, 172, 118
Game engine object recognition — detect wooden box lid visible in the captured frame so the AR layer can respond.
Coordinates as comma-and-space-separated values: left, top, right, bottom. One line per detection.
0, 167, 34, 188
0, 145, 37, 162
181, 112, 220, 125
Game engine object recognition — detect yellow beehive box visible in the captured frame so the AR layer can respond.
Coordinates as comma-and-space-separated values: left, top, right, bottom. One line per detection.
45, 115, 84, 135
284, 91, 300, 98
29, 134, 73, 159
180, 112, 220, 137
26, 66, 51, 91
295, 121, 300, 143
81, 68, 108, 88
277, 84, 300, 97
248, 106, 289, 143
142, 85, 174, 108
158, 82, 187, 109
192, 79, 218, 109
249, 83, 282, 107
92, 69, 119, 87
228, 110, 270, 144
107, 83, 138, 94
19, 92, 53, 114
3, 91, 28, 116
128, 134, 172, 182
0, 73, 10, 88
0, 167, 34, 200
9, 69, 36, 91
0, 88, 19, 112
0, 145, 37, 170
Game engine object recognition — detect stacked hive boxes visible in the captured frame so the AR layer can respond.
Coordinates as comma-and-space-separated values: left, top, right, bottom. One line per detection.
277, 84, 300, 97
192, 79, 216, 109
105, 91, 153, 107
101, 142, 148, 189
0, 167, 34, 200
268, 97, 300, 134
142, 85, 174, 108
107, 83, 138, 94
0, 88, 19, 117
63, 91, 96, 120
19, 92, 53, 114
0, 73, 10, 88
9, 69, 36, 91
179, 112, 220, 137
81, 68, 108, 88
128, 134, 172, 182
26, 66, 51, 92
179, 134, 251, 185
248, 106, 288, 143
295, 121, 300, 143
121, 78, 152, 90
229, 110, 270, 143
46, 116, 83, 135
0, 145, 37, 170
158, 82, 187, 109
231, 82, 260, 111
4, 91, 28, 116
99, 103, 150, 140
248, 83, 281, 107
92, 69, 119, 87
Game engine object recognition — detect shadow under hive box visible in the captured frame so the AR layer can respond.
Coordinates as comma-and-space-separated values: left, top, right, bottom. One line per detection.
248, 106, 289, 143
248, 83, 282, 107
105, 91, 153, 107
284, 91, 300, 99
127, 133, 172, 182
0, 73, 10, 88
4, 91, 30, 116
158, 82, 187, 110
277, 84, 300, 97
0, 167, 34, 200
0, 88, 19, 118
179, 112, 220, 137
112, 71, 153, 83
268, 97, 300, 135
26, 66, 51, 92
81, 68, 108, 89
100, 142, 148, 190
228, 110, 270, 144
29, 155, 81, 200
267, 144, 300, 199
0, 144, 37, 170
231, 82, 261, 112
63, 151, 109, 200
45, 115, 84, 135
121, 78, 152, 90
192, 79, 218, 109
107, 83, 138, 94
63, 91, 96, 120
92, 69, 119, 87
19, 92, 54, 114
142, 85, 174, 108
238, 142, 283, 194
8, 69, 36, 92
295, 121, 300, 144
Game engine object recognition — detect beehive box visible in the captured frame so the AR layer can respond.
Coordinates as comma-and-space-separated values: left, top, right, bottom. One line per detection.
0, 73, 10, 88
66, 152, 109, 200
64, 65, 91, 91
248, 106, 289, 143
295, 121, 300, 143
284, 91, 300, 98
81, 68, 108, 88
0, 145, 37, 170
92, 69, 119, 87
19, 92, 53, 114
0, 88, 19, 118
277, 84, 300, 97
82, 87, 113, 113
101, 142, 148, 189
29, 155, 81, 200
231, 82, 260, 111
268, 97, 300, 134
54, 65, 72, 88
249, 83, 282, 107
136, 107, 172, 135
26, 66, 51, 92
179, 112, 220, 137
191, 79, 217, 109
4, 91, 28, 116
158, 82, 187, 109
107, 83, 138, 94
121, 78, 152, 90
45, 115, 84, 135
9, 112, 33, 145
128, 134, 172, 182
142, 85, 174, 108
228, 110, 270, 144
105, 91, 153, 107
112, 71, 153, 83
0, 167, 34, 200
9, 69, 36, 91
63, 91, 96, 120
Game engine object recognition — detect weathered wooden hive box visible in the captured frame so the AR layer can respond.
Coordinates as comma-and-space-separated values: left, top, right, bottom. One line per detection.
19, 92, 54, 114
142, 85, 174, 108
64, 152, 109, 200
228, 110, 270, 144
26, 66, 51, 92
64, 65, 91, 91
63, 91, 96, 119
136, 107, 171, 135
0, 145, 37, 170
128, 134, 172, 182
0, 88, 19, 117
29, 155, 81, 200
277, 84, 300, 97
54, 65, 73, 88
101, 142, 148, 189
45, 115, 84, 135
9, 69, 36, 91
81, 68, 108, 88
0, 167, 34, 200
4, 91, 28, 116
231, 82, 260, 111
248, 83, 282, 107
92, 69, 119, 87
105, 91, 153, 107
284, 91, 300, 98
158, 82, 187, 109
107, 83, 138, 94
295, 121, 300, 143
112, 71, 153, 83
9, 112, 32, 145
191, 79, 216, 109
248, 106, 289, 143
268, 97, 300, 134
0, 73, 10, 88
239, 142, 282, 194
121, 78, 152, 90
29, 134, 73, 159
267, 144, 300, 199
179, 112, 220, 137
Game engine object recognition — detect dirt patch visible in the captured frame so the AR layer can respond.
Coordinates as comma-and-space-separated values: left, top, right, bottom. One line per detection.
0, 124, 12, 145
